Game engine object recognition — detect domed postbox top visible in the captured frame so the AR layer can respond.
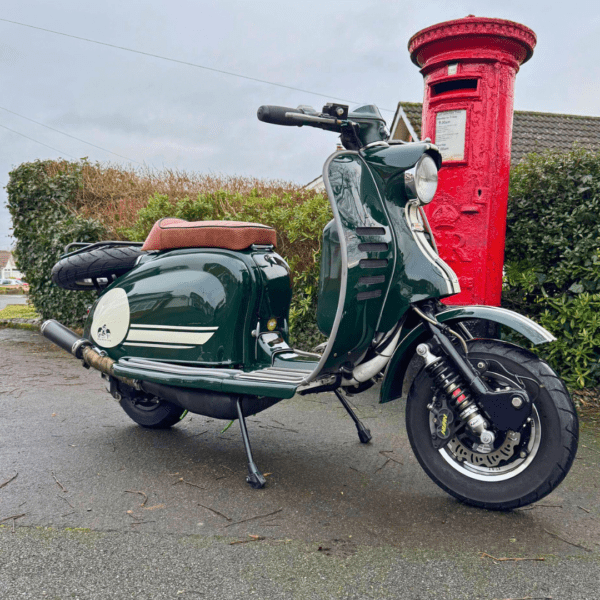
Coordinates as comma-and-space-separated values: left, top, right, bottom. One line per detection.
409, 16, 536, 70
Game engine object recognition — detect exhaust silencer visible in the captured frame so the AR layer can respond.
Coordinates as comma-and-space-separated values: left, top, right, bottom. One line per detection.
41, 319, 91, 359
41, 319, 139, 388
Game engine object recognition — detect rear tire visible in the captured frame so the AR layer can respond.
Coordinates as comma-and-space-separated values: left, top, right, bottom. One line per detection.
52, 246, 143, 290
406, 339, 578, 510
119, 393, 187, 429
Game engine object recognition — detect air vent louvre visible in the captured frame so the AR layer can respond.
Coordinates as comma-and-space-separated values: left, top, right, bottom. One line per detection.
358, 243, 388, 253
357, 289, 383, 301
359, 259, 388, 269
359, 275, 385, 285
356, 227, 386, 236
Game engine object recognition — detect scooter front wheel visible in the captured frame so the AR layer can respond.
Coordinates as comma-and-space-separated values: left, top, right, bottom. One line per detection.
406, 340, 578, 510
119, 392, 187, 429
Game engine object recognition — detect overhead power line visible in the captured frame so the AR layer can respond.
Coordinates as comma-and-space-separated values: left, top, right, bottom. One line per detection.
0, 105, 140, 164
0, 17, 396, 113
0, 123, 76, 158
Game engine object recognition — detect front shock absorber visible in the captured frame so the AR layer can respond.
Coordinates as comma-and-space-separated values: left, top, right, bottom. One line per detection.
417, 343, 495, 446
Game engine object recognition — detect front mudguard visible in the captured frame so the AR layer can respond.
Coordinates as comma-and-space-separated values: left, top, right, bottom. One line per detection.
379, 305, 556, 404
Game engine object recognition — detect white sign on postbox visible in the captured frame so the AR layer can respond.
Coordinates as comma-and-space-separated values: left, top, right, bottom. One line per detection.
435, 110, 467, 162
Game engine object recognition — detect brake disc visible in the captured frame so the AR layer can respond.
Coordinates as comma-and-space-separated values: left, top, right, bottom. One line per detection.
446, 431, 520, 468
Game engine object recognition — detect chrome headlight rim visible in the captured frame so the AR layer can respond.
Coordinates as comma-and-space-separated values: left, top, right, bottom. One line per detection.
414, 154, 438, 205
404, 154, 438, 205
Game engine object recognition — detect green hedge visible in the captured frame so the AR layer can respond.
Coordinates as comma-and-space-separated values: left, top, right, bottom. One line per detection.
6, 160, 330, 348
6, 160, 105, 328
503, 147, 600, 388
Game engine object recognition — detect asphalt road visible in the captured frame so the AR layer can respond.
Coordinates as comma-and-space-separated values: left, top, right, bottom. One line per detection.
0, 294, 27, 310
1, 328, 599, 599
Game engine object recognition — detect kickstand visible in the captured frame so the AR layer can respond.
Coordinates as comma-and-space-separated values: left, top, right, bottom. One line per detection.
333, 389, 372, 444
236, 398, 266, 489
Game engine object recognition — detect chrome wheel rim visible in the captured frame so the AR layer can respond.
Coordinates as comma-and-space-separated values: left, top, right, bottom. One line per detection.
434, 404, 542, 482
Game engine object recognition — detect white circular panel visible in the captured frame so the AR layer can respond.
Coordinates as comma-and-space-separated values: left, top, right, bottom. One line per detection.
90, 288, 130, 348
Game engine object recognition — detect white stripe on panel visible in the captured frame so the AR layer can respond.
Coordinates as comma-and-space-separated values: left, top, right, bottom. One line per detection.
122, 342, 196, 349
130, 324, 218, 331
126, 329, 216, 345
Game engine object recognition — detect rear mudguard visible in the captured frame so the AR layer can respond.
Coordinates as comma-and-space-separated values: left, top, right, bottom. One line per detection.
379, 305, 556, 404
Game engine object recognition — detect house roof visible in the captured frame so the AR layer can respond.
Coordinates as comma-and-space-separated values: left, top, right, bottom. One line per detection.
0, 251, 11, 270
396, 102, 423, 139
393, 102, 600, 164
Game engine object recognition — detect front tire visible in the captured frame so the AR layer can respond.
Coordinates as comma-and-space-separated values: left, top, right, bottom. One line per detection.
406, 340, 578, 510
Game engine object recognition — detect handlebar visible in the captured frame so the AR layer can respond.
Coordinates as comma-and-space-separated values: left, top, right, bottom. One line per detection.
257, 105, 342, 132
257, 105, 305, 126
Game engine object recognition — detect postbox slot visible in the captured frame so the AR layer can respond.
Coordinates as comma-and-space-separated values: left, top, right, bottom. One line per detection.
432, 78, 478, 96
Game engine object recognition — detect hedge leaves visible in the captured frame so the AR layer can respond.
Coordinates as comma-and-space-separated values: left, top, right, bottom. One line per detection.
504, 147, 600, 388
7, 160, 105, 328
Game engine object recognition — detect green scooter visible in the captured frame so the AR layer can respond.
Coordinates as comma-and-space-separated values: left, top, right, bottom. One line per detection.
42, 102, 578, 510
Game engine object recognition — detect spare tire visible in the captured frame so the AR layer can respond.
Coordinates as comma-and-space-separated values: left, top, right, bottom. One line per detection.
52, 246, 144, 291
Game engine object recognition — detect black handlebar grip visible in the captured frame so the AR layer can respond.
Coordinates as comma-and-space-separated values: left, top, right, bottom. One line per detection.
257, 105, 304, 126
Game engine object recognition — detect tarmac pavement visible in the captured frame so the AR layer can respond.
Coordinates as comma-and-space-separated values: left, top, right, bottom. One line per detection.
1, 327, 599, 599
0, 294, 27, 310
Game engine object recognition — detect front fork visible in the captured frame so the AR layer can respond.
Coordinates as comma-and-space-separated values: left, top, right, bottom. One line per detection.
413, 305, 531, 450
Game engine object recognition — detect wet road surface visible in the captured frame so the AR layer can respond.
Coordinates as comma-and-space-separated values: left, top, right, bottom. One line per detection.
1, 328, 599, 598
0, 294, 27, 310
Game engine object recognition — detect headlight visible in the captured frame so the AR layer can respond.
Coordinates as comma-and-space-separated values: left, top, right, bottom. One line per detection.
404, 154, 438, 205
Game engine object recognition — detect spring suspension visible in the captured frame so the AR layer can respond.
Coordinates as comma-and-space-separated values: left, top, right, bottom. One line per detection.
417, 344, 495, 446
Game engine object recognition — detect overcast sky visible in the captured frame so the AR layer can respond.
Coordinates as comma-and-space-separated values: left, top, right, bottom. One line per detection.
1, 0, 599, 250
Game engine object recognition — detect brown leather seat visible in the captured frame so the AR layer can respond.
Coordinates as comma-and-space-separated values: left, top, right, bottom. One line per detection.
142, 218, 277, 252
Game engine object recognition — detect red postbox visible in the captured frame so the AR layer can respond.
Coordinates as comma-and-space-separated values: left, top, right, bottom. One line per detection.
408, 17, 536, 305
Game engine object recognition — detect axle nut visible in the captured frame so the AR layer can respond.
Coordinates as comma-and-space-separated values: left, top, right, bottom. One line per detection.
480, 430, 495, 445
511, 396, 523, 409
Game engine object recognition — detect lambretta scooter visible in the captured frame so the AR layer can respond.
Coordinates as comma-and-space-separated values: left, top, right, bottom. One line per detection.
42, 102, 578, 510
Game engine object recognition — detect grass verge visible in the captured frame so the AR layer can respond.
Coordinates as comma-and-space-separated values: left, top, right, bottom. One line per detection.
0, 304, 39, 319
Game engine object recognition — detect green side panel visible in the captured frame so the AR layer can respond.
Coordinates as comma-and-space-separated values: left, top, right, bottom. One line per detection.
378, 305, 556, 404
85, 248, 259, 366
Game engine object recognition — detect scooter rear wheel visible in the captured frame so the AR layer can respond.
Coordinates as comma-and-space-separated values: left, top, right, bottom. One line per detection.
119, 393, 187, 429
52, 246, 143, 291
406, 339, 578, 510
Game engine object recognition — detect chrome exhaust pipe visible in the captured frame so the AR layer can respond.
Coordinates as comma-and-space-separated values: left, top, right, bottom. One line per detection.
41, 319, 139, 388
